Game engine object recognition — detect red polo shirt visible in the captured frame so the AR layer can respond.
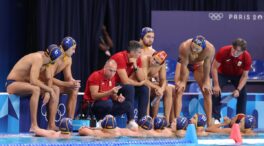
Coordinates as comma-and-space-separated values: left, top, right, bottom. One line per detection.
216, 45, 252, 76
83, 69, 116, 103
111, 51, 142, 82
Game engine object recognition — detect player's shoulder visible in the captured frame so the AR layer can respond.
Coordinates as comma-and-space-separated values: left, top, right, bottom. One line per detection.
150, 48, 156, 54
181, 38, 192, 47
27, 52, 44, 63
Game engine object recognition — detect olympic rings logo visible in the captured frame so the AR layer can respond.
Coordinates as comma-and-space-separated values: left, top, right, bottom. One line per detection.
208, 13, 224, 21
41, 103, 66, 122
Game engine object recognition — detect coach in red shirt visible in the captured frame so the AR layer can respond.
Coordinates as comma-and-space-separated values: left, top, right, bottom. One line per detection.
211, 38, 252, 122
83, 59, 134, 123
111, 40, 149, 128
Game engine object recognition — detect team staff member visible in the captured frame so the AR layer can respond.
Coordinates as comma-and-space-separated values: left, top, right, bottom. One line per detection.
111, 40, 149, 128
83, 59, 135, 124
211, 38, 252, 123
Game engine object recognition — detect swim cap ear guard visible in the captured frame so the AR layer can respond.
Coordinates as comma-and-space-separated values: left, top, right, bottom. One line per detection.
59, 117, 73, 134
46, 44, 62, 64
61, 36, 76, 51
244, 115, 256, 129
140, 27, 154, 39
101, 115, 117, 129
197, 114, 207, 127
192, 35, 206, 50
154, 117, 167, 130
138, 115, 153, 130
176, 117, 188, 130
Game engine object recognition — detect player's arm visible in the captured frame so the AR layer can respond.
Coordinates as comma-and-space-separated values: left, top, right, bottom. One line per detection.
202, 45, 215, 83
211, 59, 221, 87
178, 44, 189, 82
52, 77, 77, 88
45, 66, 53, 87
158, 64, 167, 92
60, 58, 81, 89
63, 58, 74, 81
30, 60, 53, 93
141, 57, 160, 89
117, 69, 145, 86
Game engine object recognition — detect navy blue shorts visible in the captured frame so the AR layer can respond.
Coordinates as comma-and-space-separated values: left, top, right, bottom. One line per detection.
5, 80, 16, 88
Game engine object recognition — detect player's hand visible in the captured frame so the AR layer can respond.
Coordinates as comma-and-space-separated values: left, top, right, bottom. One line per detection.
42, 92, 51, 105
138, 80, 146, 86
202, 84, 212, 95
70, 80, 81, 89
175, 81, 186, 92
232, 89, 240, 98
155, 87, 164, 97
49, 89, 56, 99
212, 85, 221, 96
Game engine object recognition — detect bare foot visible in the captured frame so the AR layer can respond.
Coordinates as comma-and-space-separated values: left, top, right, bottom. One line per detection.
30, 126, 41, 133
47, 125, 59, 131
52, 131, 62, 138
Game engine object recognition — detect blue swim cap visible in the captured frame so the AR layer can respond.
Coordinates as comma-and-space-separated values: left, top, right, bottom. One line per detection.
46, 44, 62, 62
138, 115, 153, 130
59, 117, 73, 134
154, 117, 167, 130
61, 36, 76, 51
192, 35, 206, 50
245, 115, 256, 129
197, 114, 207, 127
101, 115, 117, 129
140, 27, 154, 39
176, 117, 188, 130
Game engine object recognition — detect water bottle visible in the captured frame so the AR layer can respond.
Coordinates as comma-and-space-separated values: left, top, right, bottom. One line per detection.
151, 96, 161, 107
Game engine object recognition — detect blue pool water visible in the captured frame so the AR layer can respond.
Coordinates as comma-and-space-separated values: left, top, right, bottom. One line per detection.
0, 133, 264, 146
